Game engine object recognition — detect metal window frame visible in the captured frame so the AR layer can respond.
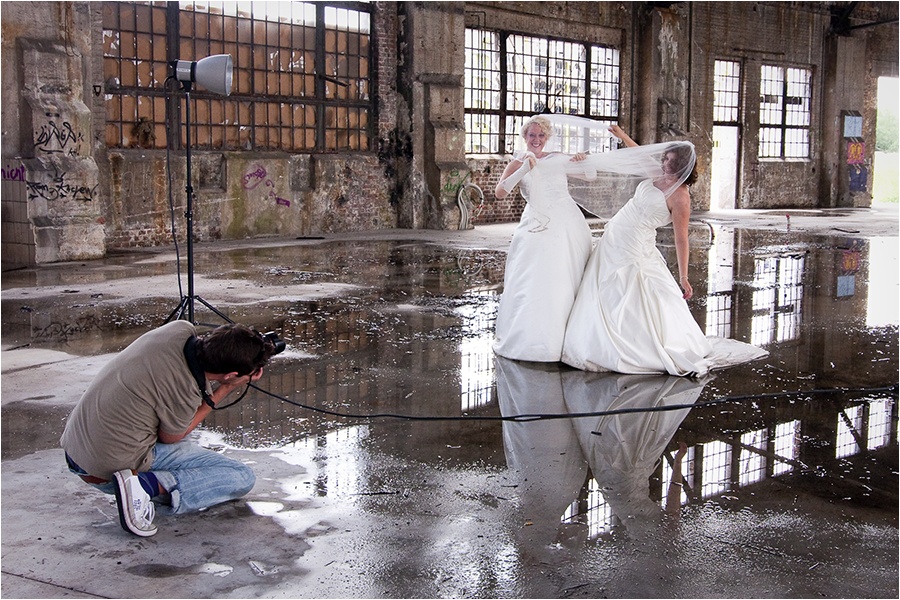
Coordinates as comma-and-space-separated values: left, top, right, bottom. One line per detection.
758, 64, 811, 159
103, 0, 374, 153
463, 27, 620, 155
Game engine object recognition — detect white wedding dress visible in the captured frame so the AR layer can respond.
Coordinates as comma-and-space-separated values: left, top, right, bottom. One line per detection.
493, 154, 592, 362
562, 179, 767, 376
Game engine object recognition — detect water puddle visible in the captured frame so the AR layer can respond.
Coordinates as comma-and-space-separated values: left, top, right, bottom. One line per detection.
2, 229, 897, 560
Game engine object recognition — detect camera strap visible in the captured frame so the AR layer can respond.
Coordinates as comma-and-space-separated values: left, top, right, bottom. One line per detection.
183, 336, 215, 409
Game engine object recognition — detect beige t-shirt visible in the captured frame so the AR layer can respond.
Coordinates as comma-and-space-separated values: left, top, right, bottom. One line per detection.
60, 321, 203, 480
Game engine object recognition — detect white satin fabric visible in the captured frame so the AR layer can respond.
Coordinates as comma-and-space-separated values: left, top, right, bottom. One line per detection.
493, 153, 592, 362
562, 179, 767, 376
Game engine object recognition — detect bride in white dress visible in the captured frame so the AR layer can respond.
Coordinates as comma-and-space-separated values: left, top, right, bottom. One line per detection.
562, 125, 767, 376
492, 116, 594, 362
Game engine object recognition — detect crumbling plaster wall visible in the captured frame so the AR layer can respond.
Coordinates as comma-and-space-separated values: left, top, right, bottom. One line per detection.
1, 1, 106, 264
2, 2, 897, 267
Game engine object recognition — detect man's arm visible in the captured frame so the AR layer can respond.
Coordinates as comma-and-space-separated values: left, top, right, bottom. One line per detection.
157, 370, 262, 444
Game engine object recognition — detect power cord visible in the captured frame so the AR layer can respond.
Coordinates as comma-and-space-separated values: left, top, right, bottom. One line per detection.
237, 381, 898, 425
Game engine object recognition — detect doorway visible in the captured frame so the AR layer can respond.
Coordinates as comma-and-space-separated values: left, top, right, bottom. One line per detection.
711, 125, 739, 210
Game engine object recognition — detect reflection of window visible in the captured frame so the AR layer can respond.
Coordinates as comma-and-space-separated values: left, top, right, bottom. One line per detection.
706, 293, 733, 337
585, 478, 614, 538
739, 429, 767, 486
660, 445, 695, 506
835, 405, 864, 459
706, 226, 735, 337
772, 420, 801, 476
464, 28, 620, 154
751, 253, 806, 346
103, 1, 372, 152
458, 290, 499, 411
867, 399, 894, 449
759, 65, 811, 159
701, 440, 732, 498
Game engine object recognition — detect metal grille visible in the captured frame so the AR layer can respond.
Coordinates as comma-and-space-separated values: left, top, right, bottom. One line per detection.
713, 60, 741, 123
103, 1, 372, 152
464, 28, 620, 155
759, 64, 811, 159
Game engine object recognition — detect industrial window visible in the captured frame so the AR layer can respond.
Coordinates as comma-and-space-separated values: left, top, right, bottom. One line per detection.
102, 1, 373, 153
759, 65, 811, 159
713, 60, 741, 124
464, 28, 620, 155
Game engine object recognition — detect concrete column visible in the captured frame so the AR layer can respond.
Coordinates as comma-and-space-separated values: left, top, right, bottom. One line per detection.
20, 38, 105, 262
401, 2, 468, 230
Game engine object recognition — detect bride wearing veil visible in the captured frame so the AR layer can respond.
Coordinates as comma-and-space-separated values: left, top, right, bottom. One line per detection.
557, 121, 767, 376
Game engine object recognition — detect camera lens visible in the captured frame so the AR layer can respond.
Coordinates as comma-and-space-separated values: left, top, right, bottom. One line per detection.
263, 331, 287, 355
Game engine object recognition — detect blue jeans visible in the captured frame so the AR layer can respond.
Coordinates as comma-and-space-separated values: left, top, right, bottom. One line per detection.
68, 442, 255, 516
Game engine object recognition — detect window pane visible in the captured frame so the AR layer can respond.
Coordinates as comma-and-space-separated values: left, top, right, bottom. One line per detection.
713, 60, 741, 123
465, 28, 620, 155
105, 1, 373, 152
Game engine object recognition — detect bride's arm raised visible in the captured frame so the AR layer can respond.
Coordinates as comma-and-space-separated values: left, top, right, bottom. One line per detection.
609, 124, 639, 148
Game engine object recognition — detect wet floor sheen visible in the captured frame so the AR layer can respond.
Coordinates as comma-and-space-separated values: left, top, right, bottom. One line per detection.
2, 226, 897, 597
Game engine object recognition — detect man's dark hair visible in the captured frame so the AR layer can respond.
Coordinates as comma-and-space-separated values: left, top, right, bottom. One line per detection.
195, 324, 277, 376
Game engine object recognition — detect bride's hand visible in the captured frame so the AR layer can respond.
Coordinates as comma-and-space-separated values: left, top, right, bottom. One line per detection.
680, 276, 693, 300
570, 152, 587, 162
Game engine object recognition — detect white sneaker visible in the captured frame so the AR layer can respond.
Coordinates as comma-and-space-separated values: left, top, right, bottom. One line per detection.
112, 470, 158, 537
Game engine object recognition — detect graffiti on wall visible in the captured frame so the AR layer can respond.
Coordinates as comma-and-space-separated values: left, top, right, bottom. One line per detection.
34, 115, 84, 156
2, 163, 26, 182
846, 140, 865, 165
26, 169, 97, 202
243, 164, 291, 207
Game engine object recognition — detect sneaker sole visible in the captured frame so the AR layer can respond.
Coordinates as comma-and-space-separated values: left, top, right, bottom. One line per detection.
112, 471, 157, 537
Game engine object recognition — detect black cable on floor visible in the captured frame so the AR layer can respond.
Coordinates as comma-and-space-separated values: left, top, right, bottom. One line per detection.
246, 382, 898, 423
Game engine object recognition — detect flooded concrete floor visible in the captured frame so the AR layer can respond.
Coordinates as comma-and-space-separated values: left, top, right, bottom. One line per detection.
1, 210, 898, 598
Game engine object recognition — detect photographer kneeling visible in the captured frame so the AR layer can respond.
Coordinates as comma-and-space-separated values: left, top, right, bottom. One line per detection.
60, 321, 279, 537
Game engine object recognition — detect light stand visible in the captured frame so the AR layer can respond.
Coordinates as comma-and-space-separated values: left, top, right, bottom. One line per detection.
165, 54, 233, 325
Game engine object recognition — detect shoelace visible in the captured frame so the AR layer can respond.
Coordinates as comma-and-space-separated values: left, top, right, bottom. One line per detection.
134, 497, 155, 527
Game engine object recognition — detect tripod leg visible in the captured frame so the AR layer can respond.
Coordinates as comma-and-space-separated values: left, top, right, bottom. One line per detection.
193, 295, 234, 324
166, 296, 191, 323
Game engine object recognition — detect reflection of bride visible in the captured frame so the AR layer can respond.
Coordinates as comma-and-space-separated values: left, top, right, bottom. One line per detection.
492, 116, 595, 362
496, 357, 708, 548
562, 370, 709, 537
495, 357, 588, 551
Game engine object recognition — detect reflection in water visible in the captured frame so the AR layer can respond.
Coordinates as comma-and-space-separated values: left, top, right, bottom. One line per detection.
495, 358, 587, 550
562, 369, 709, 538
751, 250, 806, 346
496, 357, 710, 547
458, 290, 499, 411
867, 237, 899, 327
705, 224, 735, 338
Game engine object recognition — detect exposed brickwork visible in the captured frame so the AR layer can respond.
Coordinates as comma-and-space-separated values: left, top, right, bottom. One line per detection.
1, 1, 897, 265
